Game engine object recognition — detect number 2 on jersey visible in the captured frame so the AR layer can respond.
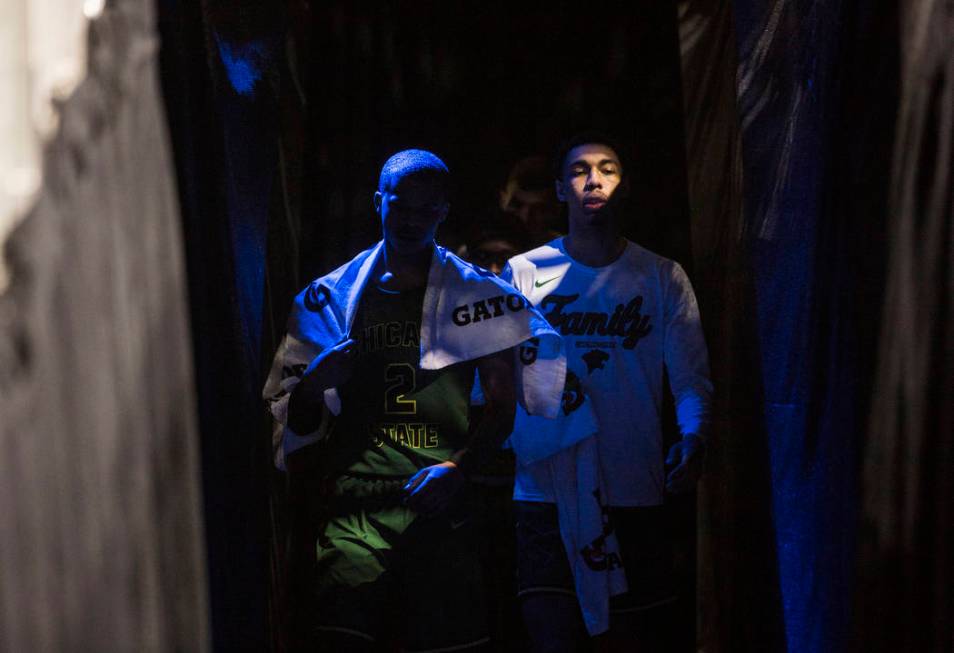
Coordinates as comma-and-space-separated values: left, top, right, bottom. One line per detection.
384, 363, 417, 415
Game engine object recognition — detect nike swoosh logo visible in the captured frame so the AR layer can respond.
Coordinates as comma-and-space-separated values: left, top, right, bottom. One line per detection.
534, 276, 560, 288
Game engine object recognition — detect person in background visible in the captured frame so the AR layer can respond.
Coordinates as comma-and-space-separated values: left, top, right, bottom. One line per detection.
499, 155, 564, 248
456, 211, 534, 651
457, 211, 531, 275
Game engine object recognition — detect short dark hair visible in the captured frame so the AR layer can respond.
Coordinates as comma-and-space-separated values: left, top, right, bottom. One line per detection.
378, 149, 451, 196
504, 155, 552, 193
463, 210, 531, 254
553, 131, 627, 180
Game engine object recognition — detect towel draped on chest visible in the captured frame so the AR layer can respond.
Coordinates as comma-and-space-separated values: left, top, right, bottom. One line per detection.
263, 241, 566, 468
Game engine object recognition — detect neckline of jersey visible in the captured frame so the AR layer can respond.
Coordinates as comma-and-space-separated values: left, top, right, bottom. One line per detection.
369, 282, 426, 296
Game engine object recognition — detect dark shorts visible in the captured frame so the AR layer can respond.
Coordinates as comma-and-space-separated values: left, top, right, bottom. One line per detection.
514, 501, 675, 613
310, 489, 488, 651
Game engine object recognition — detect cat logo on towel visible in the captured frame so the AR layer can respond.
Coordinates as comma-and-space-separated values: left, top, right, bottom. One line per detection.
519, 337, 539, 365
451, 294, 526, 326
303, 284, 331, 312
581, 489, 623, 572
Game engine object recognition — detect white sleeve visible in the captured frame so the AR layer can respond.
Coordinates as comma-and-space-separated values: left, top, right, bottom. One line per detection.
662, 262, 713, 440
501, 257, 531, 295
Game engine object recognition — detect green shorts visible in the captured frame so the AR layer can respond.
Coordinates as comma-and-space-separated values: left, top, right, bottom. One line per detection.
310, 482, 488, 651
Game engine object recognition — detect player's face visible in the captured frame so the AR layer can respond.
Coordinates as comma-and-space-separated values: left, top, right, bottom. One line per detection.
556, 144, 624, 225
375, 175, 449, 254
500, 185, 551, 227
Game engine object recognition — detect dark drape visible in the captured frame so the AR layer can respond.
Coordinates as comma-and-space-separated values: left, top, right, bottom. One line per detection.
290, 2, 693, 277
728, 21, 856, 647
857, 1, 953, 650
677, 0, 954, 650
678, 2, 787, 650
158, 1, 286, 648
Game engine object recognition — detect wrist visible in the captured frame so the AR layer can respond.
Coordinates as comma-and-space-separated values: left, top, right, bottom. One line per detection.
682, 433, 708, 466
448, 450, 472, 479
297, 368, 330, 397
683, 432, 707, 446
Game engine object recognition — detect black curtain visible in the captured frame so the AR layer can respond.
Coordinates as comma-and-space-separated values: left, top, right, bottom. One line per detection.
678, 0, 932, 650
678, 2, 787, 649
856, 1, 954, 650
291, 2, 693, 277
729, 0, 890, 649
158, 1, 286, 649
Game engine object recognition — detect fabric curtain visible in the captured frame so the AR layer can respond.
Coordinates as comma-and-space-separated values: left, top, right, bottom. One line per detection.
680, 0, 954, 650
0, 2, 209, 651
679, 0, 908, 650
678, 2, 788, 650
857, 2, 954, 650
157, 1, 286, 649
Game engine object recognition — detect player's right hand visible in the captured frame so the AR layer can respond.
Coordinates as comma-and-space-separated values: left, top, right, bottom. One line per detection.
403, 461, 465, 515
298, 338, 358, 396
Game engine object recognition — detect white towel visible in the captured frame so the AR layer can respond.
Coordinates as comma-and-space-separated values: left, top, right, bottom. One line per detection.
263, 240, 566, 468
511, 401, 628, 636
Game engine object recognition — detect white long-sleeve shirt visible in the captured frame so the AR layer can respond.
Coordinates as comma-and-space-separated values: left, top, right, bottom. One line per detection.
505, 238, 712, 506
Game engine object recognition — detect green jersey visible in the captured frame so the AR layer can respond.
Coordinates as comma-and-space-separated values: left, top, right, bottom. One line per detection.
307, 285, 487, 646
329, 283, 476, 479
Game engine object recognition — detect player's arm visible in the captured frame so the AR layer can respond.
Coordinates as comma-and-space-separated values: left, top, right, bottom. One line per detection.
452, 347, 517, 473
404, 348, 516, 514
663, 263, 713, 493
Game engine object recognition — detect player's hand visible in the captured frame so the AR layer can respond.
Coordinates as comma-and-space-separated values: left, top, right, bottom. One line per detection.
403, 462, 465, 515
297, 338, 358, 397
665, 434, 706, 494
287, 338, 357, 434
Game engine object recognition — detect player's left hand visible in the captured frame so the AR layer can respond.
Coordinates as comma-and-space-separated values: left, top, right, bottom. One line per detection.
403, 462, 465, 515
665, 434, 706, 494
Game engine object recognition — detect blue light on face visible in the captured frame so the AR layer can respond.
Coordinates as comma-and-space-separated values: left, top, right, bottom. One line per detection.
214, 33, 268, 96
